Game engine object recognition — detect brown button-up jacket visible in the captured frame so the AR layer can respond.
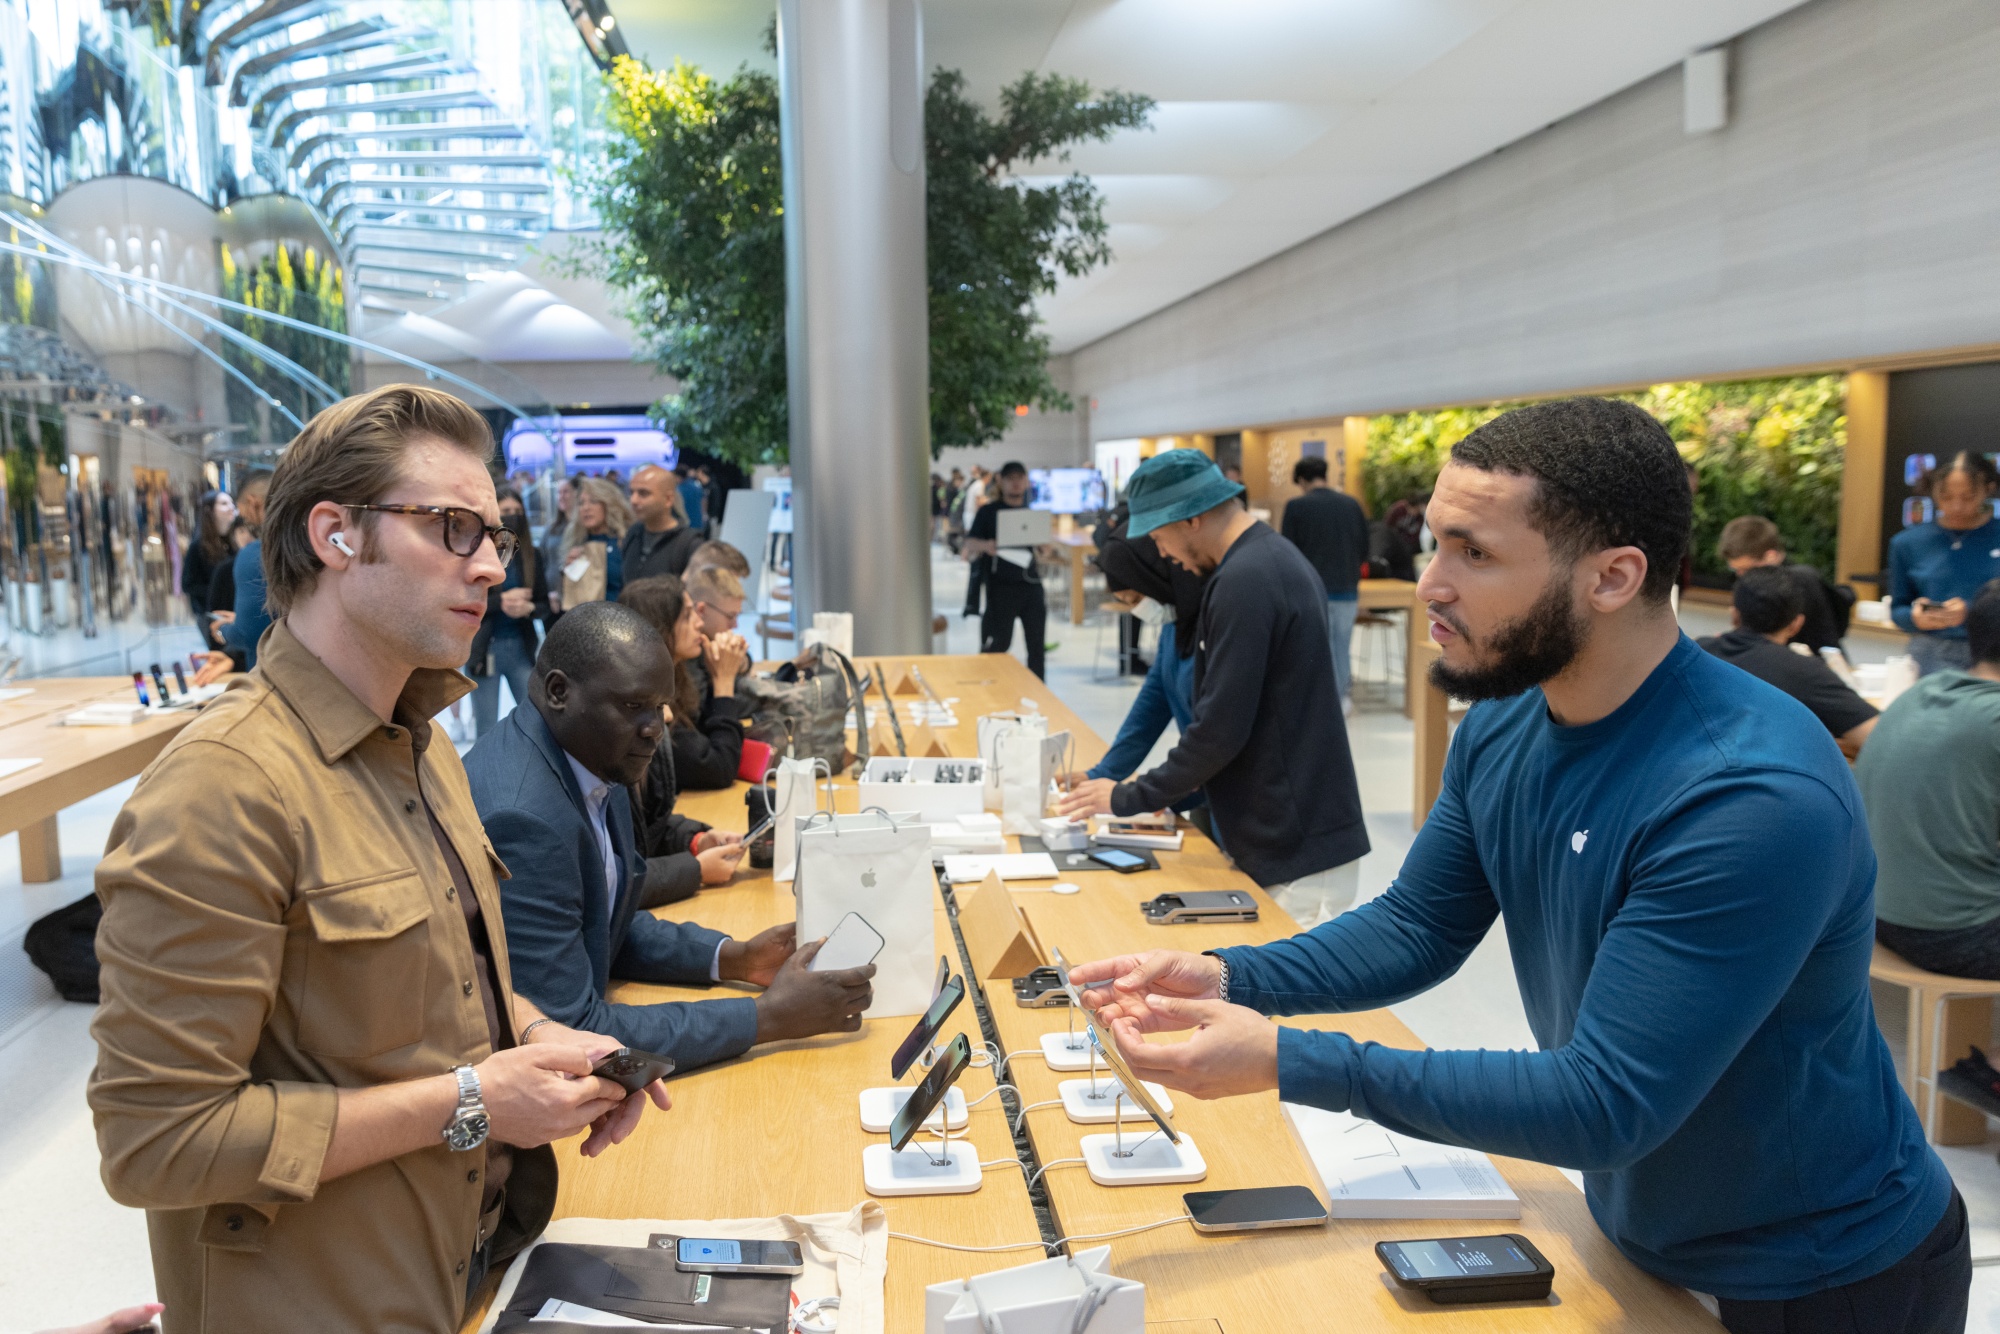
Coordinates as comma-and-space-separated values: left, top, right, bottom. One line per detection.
89, 620, 554, 1333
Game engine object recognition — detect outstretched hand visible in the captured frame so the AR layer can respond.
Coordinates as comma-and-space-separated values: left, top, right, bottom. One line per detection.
1105, 998, 1280, 1101
1069, 950, 1221, 1032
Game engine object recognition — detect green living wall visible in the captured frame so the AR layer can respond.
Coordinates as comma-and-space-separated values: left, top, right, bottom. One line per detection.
1361, 375, 1846, 584
219, 242, 349, 437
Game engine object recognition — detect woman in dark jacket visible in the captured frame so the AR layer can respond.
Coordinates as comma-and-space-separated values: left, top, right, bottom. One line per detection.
181, 489, 237, 648
618, 574, 750, 905
466, 488, 551, 737
619, 574, 751, 790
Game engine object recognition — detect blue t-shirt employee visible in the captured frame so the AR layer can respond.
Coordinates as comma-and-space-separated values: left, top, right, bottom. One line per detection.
1071, 399, 1966, 1333
1889, 450, 2000, 676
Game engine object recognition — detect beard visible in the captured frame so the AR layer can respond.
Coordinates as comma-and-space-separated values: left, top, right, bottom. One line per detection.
1429, 572, 1589, 702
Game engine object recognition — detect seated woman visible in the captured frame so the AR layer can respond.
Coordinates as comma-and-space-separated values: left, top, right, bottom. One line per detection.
619, 573, 753, 790
1858, 580, 2000, 978
614, 574, 751, 908
1061, 518, 1210, 827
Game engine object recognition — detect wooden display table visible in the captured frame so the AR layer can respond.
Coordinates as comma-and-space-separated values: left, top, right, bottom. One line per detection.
0, 678, 198, 882
1357, 579, 1424, 715
1049, 532, 1098, 626
465, 653, 1714, 1332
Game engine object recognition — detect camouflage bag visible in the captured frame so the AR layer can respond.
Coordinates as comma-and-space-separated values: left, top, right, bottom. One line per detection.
739, 643, 871, 774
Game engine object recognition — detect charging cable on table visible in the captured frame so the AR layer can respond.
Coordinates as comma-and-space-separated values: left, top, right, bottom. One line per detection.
888, 1215, 1198, 1255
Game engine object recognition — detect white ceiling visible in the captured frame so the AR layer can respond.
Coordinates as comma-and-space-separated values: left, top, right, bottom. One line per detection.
616, 0, 1813, 354
374, 0, 1811, 366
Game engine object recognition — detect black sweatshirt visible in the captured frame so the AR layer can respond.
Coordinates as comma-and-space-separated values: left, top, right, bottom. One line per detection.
1280, 486, 1370, 598
1111, 522, 1370, 886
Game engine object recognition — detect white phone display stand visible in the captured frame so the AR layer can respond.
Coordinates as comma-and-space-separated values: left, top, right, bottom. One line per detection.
863, 1114, 984, 1197
1076, 1087, 1204, 1187
1058, 1077, 1174, 1124
859, 1085, 969, 1133
1042, 1030, 1094, 1070
1041, 1002, 1095, 1070
925, 1245, 1144, 1334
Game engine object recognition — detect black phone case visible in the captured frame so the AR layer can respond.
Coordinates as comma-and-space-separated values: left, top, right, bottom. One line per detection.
495, 1241, 790, 1332
592, 1047, 674, 1093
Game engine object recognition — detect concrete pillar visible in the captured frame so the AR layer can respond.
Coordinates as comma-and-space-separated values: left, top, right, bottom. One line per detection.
777, 0, 933, 655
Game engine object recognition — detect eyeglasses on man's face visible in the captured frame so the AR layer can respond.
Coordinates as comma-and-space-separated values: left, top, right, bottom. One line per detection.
341, 504, 518, 564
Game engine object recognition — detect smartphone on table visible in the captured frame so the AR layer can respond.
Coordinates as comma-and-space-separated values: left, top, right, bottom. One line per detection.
672, 1237, 805, 1276
1085, 847, 1150, 873
888, 1032, 973, 1152
1376, 1233, 1555, 1304
1184, 1186, 1328, 1233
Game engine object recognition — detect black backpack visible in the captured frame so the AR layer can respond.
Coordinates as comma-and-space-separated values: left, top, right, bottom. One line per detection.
23, 895, 102, 1003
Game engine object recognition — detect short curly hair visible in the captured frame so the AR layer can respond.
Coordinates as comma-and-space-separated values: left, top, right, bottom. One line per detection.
1449, 398, 1691, 604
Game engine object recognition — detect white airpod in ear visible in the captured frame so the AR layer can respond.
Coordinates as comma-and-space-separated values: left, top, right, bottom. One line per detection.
329, 532, 356, 558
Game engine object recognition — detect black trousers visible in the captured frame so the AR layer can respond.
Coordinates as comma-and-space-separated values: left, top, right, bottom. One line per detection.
981, 580, 1047, 678
1718, 1190, 1969, 1334
1877, 915, 2000, 981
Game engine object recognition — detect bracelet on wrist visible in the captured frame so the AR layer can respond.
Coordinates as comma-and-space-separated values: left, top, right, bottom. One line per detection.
519, 1017, 554, 1044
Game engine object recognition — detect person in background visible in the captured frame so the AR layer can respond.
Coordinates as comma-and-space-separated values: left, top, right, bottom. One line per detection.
1063, 521, 1210, 829
466, 602, 874, 1071
944, 469, 966, 553
1221, 462, 1244, 485
622, 464, 702, 587
960, 466, 991, 615
191, 470, 273, 684
538, 476, 578, 594
687, 539, 752, 582
620, 576, 751, 791
181, 488, 236, 649
559, 476, 634, 609
202, 517, 254, 665
677, 564, 746, 708
1058, 450, 1369, 927
91, 386, 664, 1332
1716, 515, 1849, 657
466, 487, 550, 738
1698, 566, 1877, 758
677, 468, 707, 541
1891, 450, 2000, 675
1281, 456, 1371, 708
1070, 400, 1965, 1334
1860, 580, 2000, 980
963, 461, 1048, 678
1379, 490, 1430, 581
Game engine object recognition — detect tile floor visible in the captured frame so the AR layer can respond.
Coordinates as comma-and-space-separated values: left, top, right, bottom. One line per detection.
0, 551, 1994, 1329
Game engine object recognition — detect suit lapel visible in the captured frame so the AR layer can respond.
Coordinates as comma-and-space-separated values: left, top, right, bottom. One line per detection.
516, 707, 613, 956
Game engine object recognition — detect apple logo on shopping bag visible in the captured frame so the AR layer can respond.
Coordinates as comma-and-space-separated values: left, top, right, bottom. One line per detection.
861, 868, 877, 889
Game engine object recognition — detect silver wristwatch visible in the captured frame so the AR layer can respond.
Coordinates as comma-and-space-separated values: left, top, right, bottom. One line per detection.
442, 1064, 490, 1152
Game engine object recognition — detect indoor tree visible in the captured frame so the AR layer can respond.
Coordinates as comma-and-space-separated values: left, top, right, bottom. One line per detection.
566, 52, 1152, 466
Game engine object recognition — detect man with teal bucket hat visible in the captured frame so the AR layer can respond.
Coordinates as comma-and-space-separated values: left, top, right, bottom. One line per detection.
1058, 449, 1368, 925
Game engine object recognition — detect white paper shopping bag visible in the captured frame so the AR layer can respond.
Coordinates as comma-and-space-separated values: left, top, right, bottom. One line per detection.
997, 729, 1070, 835
770, 755, 829, 884
977, 712, 1045, 811
793, 812, 937, 1018
809, 611, 854, 659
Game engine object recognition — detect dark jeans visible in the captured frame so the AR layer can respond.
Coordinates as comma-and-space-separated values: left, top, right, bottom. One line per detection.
981, 580, 1047, 678
1717, 1190, 1969, 1334
1877, 915, 2000, 981
469, 630, 536, 737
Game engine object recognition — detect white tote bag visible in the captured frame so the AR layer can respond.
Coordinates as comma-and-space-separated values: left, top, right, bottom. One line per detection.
771, 755, 830, 884
997, 729, 1071, 835
978, 712, 1045, 811
793, 812, 937, 1018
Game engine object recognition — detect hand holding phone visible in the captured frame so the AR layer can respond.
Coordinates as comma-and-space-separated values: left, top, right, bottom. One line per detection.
810, 911, 885, 972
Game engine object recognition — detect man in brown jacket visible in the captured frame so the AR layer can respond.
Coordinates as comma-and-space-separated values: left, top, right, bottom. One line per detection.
90, 386, 670, 1332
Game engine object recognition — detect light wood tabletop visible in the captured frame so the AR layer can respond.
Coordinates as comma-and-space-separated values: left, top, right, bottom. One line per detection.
0, 677, 199, 881
470, 651, 1716, 1332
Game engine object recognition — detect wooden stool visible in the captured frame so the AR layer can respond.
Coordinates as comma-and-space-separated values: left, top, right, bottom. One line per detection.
1869, 941, 2000, 1143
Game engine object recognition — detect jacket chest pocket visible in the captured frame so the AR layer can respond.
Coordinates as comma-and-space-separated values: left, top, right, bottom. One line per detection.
297, 872, 433, 1059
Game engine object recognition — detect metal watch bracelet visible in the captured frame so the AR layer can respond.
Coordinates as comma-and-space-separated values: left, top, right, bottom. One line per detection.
1206, 951, 1230, 1003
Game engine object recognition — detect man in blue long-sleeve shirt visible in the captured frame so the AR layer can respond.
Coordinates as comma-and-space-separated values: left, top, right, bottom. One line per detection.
1073, 399, 1964, 1333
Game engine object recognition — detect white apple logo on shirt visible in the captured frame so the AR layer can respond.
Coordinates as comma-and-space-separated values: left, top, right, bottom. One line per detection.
1571, 830, 1589, 854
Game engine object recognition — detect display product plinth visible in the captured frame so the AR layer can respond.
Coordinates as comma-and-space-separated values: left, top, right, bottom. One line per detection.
859, 1085, 969, 1133
1058, 1077, 1174, 1124
863, 1141, 984, 1196
1041, 1030, 1095, 1071
1079, 1131, 1206, 1186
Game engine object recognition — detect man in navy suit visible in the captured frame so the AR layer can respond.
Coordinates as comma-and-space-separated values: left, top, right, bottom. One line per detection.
466, 602, 874, 1071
